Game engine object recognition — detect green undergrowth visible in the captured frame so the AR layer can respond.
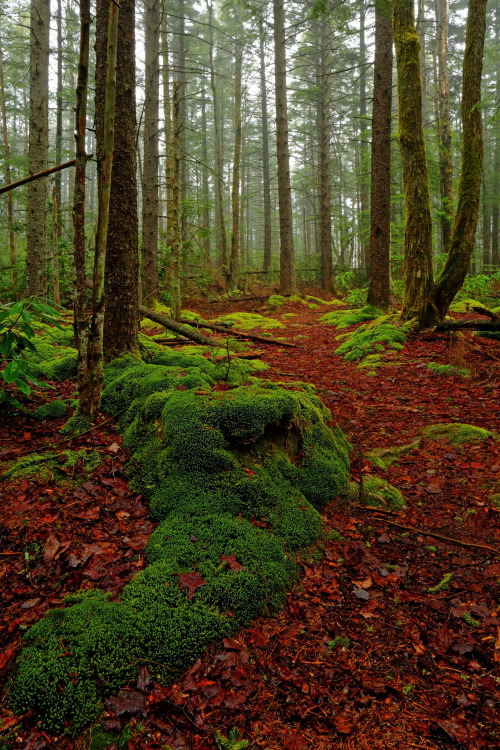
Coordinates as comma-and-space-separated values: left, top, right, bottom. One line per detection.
213, 312, 284, 331
305, 295, 346, 307
421, 423, 497, 444
427, 362, 471, 378
334, 315, 410, 363
2, 448, 101, 482
33, 399, 68, 420
10, 349, 351, 734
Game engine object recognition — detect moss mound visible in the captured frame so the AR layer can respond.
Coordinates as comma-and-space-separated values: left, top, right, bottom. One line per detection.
305, 295, 346, 307
449, 298, 488, 314
29, 325, 78, 381
214, 312, 284, 331
334, 317, 409, 362
427, 362, 471, 378
343, 476, 405, 510
422, 423, 495, 444
11, 352, 350, 733
268, 294, 285, 307
33, 399, 68, 420
319, 305, 381, 329
365, 441, 420, 470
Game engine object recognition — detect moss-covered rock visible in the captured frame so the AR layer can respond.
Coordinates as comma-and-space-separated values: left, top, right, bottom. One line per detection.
365, 441, 420, 470
33, 399, 68, 420
422, 423, 496, 444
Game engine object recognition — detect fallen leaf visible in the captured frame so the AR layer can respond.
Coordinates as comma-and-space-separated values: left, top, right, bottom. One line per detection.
43, 533, 60, 562
221, 553, 245, 571
176, 571, 206, 599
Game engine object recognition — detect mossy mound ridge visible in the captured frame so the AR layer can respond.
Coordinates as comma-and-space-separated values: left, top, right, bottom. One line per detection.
213, 311, 284, 331
2, 448, 101, 482
334, 314, 410, 365
10, 350, 350, 735
319, 304, 382, 329
342, 476, 405, 510
422, 422, 498, 445
449, 298, 489, 315
30, 323, 78, 381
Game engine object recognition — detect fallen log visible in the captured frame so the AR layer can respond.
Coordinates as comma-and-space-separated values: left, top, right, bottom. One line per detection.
139, 305, 224, 347
435, 319, 500, 332
182, 318, 296, 348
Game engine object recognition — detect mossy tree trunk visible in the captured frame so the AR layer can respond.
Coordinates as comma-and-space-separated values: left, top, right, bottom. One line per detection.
393, 0, 435, 325
432, 0, 488, 316
367, 0, 393, 311
435, 0, 454, 257
96, 0, 139, 361
0, 34, 17, 289
259, 18, 272, 276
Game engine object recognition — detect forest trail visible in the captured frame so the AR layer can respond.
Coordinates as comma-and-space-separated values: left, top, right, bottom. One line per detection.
1, 299, 500, 749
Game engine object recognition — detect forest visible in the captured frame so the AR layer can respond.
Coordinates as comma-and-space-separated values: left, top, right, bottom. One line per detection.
0, 0, 499, 747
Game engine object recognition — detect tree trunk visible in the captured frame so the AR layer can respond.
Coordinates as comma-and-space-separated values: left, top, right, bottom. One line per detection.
229, 2, 243, 289
273, 0, 295, 294
435, 0, 453, 256
358, 0, 369, 270
432, 0, 488, 317
51, 188, 60, 305
318, 9, 332, 291
55, 0, 63, 236
95, 0, 139, 360
161, 8, 174, 252
207, 1, 228, 267
170, 82, 182, 321
26, 0, 50, 298
393, 0, 435, 325
0, 34, 17, 289
177, 0, 187, 239
141, 0, 160, 305
259, 19, 272, 275
491, 7, 500, 267
416, 0, 427, 122
73, 0, 92, 416
367, 0, 393, 311
482, 166, 491, 268
201, 87, 210, 261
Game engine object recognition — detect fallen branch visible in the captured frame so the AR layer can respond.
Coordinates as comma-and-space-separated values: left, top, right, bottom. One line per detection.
139, 305, 224, 347
0, 159, 77, 196
436, 319, 500, 332
182, 318, 296, 348
472, 306, 498, 320
356, 507, 499, 555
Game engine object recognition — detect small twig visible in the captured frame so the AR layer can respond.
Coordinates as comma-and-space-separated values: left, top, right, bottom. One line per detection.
357, 510, 500, 555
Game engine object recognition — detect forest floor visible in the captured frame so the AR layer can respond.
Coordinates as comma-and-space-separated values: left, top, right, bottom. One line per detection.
1, 292, 500, 750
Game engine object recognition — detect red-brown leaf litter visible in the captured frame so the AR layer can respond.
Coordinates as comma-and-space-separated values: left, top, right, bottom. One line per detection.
1, 293, 499, 750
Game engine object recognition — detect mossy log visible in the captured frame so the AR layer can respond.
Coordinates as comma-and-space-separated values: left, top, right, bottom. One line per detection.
435, 319, 500, 332
139, 304, 224, 347
182, 317, 296, 347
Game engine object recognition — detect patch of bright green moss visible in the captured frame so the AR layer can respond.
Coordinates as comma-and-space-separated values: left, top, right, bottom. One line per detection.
449, 298, 488, 314
3, 448, 101, 481
305, 296, 346, 307
214, 312, 284, 331
422, 423, 496, 444
282, 312, 297, 318
334, 319, 409, 362
342, 476, 405, 510
427, 362, 471, 378
365, 441, 420, 470
319, 305, 382, 329
268, 295, 285, 307
490, 493, 500, 509
30, 326, 78, 381
33, 399, 68, 420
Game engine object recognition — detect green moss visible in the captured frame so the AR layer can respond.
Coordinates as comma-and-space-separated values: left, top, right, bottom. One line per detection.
427, 362, 471, 378
60, 408, 93, 436
268, 295, 285, 307
490, 493, 500, 509
288, 294, 302, 303
422, 422, 495, 444
33, 399, 68, 420
214, 312, 284, 331
319, 305, 382, 329
10, 351, 351, 734
334, 319, 409, 362
305, 295, 346, 307
365, 441, 419, 470
449, 298, 488, 314
282, 312, 297, 318
342, 476, 405, 510
3, 448, 100, 481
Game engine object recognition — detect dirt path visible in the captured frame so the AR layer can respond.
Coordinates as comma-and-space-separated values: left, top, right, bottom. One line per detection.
1, 301, 499, 749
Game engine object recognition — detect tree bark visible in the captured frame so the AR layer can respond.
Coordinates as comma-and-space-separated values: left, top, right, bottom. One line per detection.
170, 82, 182, 321
432, 0, 488, 317
259, 19, 272, 275
482, 166, 491, 268
51, 188, 60, 305
55, 0, 63, 236
435, 0, 453, 256
207, 1, 228, 267
393, 0, 435, 325
229, 1, 243, 289
161, 8, 174, 253
95, 0, 139, 360
318, 8, 332, 291
0, 34, 17, 289
26, 0, 50, 298
416, 0, 427, 122
201, 87, 210, 261
141, 0, 160, 305
367, 0, 393, 311
358, 0, 369, 270
491, 7, 500, 267
273, 0, 295, 294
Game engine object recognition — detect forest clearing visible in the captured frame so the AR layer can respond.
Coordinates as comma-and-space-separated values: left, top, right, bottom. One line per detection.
1, 0, 500, 747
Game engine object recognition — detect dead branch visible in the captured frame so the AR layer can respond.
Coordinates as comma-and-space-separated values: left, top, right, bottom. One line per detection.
0, 159, 77, 195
